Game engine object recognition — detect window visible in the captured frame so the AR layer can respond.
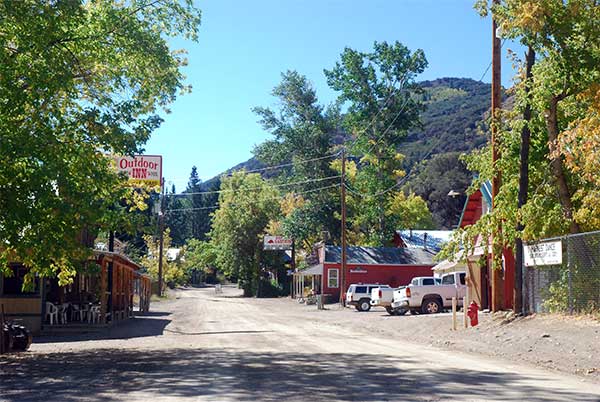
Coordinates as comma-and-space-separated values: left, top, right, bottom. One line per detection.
423, 278, 435, 286
328, 268, 339, 288
355, 286, 367, 294
1, 264, 39, 296
435, 278, 441, 285
442, 274, 455, 285
411, 278, 419, 286
459, 273, 466, 285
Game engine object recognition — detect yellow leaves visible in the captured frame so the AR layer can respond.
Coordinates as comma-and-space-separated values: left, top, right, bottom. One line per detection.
512, 1, 547, 33
280, 192, 305, 216
330, 158, 357, 179
558, 85, 600, 184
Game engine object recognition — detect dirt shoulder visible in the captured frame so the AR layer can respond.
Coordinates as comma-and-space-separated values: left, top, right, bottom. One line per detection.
287, 298, 600, 382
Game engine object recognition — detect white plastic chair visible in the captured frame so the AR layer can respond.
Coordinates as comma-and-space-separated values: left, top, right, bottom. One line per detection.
88, 305, 101, 324
71, 304, 83, 322
45, 302, 58, 325
59, 303, 69, 324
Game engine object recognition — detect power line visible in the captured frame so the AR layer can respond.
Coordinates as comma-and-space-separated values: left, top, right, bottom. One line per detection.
161, 152, 341, 186
228, 152, 341, 175
479, 39, 507, 82
164, 184, 340, 214
345, 133, 445, 199
165, 174, 342, 197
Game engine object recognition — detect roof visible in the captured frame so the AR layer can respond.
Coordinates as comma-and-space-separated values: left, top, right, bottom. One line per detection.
296, 263, 323, 276
324, 246, 435, 266
395, 230, 453, 252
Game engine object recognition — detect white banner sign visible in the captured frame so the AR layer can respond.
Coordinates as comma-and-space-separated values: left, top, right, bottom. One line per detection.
263, 236, 292, 250
113, 155, 162, 188
524, 240, 563, 267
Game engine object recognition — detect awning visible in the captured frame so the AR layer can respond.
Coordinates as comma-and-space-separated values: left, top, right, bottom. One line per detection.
432, 258, 467, 273
295, 264, 323, 276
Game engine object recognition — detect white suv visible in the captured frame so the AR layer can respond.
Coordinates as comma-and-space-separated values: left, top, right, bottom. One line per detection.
346, 283, 391, 312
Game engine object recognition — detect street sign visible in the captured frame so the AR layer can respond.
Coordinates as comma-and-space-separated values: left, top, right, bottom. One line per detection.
263, 235, 292, 250
524, 240, 563, 267
113, 155, 162, 189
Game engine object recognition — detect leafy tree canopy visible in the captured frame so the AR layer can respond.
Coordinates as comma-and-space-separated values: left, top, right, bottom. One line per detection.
0, 0, 201, 286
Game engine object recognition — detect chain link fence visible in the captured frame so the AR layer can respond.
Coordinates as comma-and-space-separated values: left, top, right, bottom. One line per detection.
524, 230, 600, 314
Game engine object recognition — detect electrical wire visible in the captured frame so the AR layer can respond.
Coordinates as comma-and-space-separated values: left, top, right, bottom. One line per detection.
165, 174, 342, 197
345, 133, 445, 199
225, 151, 341, 175
164, 183, 340, 214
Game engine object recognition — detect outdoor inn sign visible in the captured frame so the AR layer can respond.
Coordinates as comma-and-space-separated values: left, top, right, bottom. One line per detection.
112, 155, 162, 190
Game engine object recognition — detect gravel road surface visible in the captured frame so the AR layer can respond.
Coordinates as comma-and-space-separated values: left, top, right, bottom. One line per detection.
1, 286, 599, 402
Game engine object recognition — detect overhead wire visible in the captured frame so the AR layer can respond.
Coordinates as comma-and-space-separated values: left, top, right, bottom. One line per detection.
164, 174, 342, 197
164, 183, 340, 214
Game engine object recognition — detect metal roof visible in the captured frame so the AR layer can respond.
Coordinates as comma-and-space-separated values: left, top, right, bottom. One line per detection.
396, 230, 453, 252
324, 246, 435, 266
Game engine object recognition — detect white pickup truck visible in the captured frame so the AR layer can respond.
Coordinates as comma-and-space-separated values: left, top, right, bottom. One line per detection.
369, 286, 400, 315
390, 272, 466, 315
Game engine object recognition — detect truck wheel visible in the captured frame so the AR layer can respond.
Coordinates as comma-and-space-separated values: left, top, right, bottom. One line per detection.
358, 299, 371, 312
421, 298, 442, 314
385, 307, 395, 315
410, 309, 420, 315
397, 309, 408, 316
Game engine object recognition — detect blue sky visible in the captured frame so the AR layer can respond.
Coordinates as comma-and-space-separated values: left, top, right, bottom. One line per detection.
143, 0, 523, 191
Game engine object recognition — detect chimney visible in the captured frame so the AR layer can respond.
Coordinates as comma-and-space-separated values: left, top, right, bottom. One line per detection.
410, 229, 413, 239
423, 232, 428, 250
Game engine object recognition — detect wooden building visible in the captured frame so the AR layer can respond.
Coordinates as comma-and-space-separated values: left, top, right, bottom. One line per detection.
295, 245, 436, 301
0, 251, 149, 335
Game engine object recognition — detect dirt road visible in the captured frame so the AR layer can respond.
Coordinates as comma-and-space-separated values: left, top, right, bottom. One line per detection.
2, 286, 599, 401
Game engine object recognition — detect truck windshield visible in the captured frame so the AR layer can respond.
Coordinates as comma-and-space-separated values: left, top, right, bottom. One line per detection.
442, 275, 455, 285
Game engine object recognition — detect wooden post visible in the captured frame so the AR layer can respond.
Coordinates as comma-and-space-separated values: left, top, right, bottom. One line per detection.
1, 304, 5, 354
491, 0, 504, 312
463, 296, 469, 328
100, 259, 108, 324
340, 147, 347, 306
452, 297, 457, 331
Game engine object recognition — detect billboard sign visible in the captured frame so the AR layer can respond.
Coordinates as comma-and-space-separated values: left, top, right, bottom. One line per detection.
524, 240, 563, 267
113, 155, 162, 188
263, 235, 293, 250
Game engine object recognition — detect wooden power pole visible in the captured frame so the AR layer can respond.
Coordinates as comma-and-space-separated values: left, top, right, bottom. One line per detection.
157, 177, 165, 297
340, 148, 347, 306
491, 1, 504, 312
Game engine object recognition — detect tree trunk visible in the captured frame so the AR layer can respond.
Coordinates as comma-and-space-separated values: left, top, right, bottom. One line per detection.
546, 96, 580, 234
515, 46, 535, 314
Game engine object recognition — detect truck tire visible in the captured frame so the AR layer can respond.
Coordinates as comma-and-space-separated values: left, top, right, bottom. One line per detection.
385, 307, 395, 315
410, 309, 420, 315
421, 298, 442, 314
358, 299, 371, 312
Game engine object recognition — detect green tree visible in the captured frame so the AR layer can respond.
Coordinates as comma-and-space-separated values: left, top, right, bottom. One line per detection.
165, 183, 191, 246
325, 41, 429, 244
141, 229, 187, 287
0, 1, 201, 286
253, 70, 341, 249
209, 172, 280, 296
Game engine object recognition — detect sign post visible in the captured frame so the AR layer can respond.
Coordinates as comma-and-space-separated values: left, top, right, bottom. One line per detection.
524, 240, 563, 267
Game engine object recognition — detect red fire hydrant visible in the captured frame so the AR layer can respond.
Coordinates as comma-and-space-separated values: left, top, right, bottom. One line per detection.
467, 301, 479, 327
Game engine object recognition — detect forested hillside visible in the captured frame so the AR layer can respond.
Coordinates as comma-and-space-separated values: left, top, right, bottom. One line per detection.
193, 77, 490, 231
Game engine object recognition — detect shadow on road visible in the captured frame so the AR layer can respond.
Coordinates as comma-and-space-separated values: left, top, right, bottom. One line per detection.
33, 314, 172, 344
1, 348, 597, 402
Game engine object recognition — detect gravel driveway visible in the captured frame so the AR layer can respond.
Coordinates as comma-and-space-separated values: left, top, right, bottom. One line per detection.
1, 286, 599, 402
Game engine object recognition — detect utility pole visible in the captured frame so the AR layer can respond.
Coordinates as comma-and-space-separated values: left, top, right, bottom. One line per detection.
491, 0, 504, 312
514, 46, 535, 314
157, 177, 165, 297
340, 148, 347, 306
